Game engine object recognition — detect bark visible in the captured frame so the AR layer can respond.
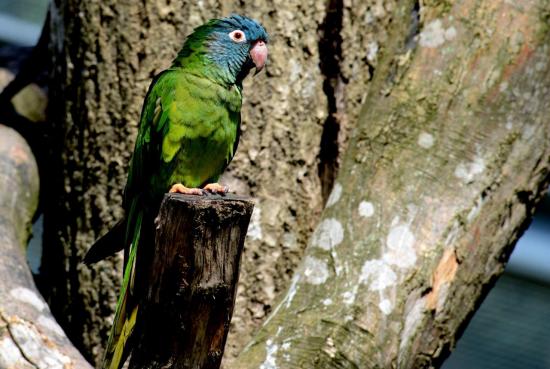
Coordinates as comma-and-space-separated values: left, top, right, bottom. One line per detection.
130, 194, 253, 369
231, 0, 550, 368
0, 125, 92, 369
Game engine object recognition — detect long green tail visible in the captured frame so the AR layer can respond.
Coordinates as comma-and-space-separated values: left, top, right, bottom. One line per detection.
102, 207, 143, 369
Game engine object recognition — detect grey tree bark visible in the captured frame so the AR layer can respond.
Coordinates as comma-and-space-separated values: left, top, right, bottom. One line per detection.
0, 125, 92, 369
230, 0, 550, 367
41, 0, 550, 368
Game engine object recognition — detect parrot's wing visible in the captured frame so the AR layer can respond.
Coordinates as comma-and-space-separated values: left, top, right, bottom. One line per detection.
100, 73, 168, 369
123, 69, 199, 201
123, 72, 168, 207
82, 72, 171, 267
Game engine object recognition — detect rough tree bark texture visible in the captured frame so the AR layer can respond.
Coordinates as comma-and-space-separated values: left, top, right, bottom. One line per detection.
131, 194, 253, 369
231, 0, 550, 368
0, 125, 92, 369
44, 0, 392, 364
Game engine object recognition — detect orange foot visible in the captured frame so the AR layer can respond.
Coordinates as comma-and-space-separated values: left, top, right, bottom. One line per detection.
203, 183, 229, 195
169, 183, 203, 195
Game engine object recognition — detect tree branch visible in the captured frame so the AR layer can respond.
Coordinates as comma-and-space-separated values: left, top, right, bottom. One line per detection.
232, 0, 550, 367
0, 125, 92, 368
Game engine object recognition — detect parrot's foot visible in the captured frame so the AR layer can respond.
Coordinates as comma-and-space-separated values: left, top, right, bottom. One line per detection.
203, 183, 229, 195
169, 183, 203, 195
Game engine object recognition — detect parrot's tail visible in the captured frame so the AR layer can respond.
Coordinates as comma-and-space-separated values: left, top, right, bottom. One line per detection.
101, 209, 143, 369
83, 220, 126, 265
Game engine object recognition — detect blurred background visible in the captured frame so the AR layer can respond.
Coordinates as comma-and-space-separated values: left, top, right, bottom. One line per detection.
0, 0, 46, 46
1, 1, 549, 368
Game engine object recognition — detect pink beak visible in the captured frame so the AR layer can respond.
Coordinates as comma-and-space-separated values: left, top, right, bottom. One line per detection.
250, 40, 268, 74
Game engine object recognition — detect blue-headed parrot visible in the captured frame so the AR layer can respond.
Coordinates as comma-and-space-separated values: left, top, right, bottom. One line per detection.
83, 14, 268, 369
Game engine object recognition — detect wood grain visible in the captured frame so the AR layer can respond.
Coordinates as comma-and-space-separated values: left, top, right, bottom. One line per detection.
129, 194, 254, 369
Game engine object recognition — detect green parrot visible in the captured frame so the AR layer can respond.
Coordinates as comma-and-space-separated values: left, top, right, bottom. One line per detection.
83, 14, 268, 369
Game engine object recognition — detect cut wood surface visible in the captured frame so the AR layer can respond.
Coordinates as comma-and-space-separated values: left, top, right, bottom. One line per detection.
0, 125, 92, 369
129, 194, 254, 369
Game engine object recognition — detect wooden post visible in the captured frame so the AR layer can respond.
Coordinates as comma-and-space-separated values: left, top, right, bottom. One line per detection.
129, 193, 254, 369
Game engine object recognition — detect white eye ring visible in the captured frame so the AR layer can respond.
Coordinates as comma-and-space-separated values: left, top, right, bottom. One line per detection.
229, 30, 247, 43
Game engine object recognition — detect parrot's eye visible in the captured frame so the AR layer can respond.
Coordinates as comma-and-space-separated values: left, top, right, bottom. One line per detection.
229, 30, 246, 43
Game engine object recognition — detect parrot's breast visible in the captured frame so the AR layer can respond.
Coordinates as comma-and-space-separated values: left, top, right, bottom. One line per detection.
158, 74, 242, 190
169, 119, 237, 187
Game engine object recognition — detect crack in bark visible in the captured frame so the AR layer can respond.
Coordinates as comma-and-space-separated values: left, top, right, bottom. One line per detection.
317, 0, 345, 204
381, 0, 422, 96
405, 0, 421, 50
0, 313, 40, 369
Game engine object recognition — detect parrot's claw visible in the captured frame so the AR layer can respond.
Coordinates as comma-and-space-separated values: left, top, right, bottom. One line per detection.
169, 183, 203, 195
203, 183, 229, 195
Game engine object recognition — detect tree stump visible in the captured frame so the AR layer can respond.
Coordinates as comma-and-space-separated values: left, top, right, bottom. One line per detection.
129, 193, 254, 369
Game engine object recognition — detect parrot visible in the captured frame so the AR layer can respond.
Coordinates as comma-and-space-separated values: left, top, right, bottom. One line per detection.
83, 14, 268, 369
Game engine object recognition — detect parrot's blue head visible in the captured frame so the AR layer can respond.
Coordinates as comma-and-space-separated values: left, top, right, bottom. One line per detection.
176, 14, 269, 86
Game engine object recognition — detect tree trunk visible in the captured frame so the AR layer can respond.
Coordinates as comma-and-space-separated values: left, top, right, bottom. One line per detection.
231, 0, 550, 368
0, 125, 92, 369
130, 194, 253, 369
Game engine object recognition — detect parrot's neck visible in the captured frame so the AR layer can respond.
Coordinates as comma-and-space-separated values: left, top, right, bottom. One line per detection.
172, 38, 253, 88
172, 50, 246, 88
